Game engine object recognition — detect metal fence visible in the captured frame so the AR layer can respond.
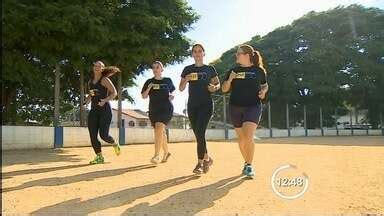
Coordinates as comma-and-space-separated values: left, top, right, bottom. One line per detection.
209, 94, 384, 139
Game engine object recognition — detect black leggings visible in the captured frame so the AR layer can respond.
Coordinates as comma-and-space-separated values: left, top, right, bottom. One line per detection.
188, 102, 213, 160
87, 105, 115, 154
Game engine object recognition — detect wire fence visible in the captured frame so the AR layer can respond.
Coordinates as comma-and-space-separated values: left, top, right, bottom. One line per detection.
21, 94, 384, 139
209, 94, 384, 138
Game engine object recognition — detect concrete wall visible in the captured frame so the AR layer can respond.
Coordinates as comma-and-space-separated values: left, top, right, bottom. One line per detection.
255, 129, 270, 138
63, 127, 89, 147
63, 127, 119, 147
169, 129, 195, 142
126, 128, 154, 144
324, 129, 337, 136
353, 130, 369, 136
2, 126, 382, 150
228, 130, 237, 140
206, 129, 226, 141
308, 129, 322, 136
2, 126, 54, 150
369, 130, 382, 136
228, 129, 271, 139
272, 129, 289, 137
339, 129, 352, 136
290, 129, 306, 137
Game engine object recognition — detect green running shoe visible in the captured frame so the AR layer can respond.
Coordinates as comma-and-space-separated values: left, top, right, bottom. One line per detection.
89, 155, 104, 165
113, 143, 121, 156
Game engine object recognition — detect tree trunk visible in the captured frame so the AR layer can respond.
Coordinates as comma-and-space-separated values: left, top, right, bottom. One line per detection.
79, 69, 85, 126
1, 86, 17, 124
54, 64, 61, 126
117, 71, 122, 128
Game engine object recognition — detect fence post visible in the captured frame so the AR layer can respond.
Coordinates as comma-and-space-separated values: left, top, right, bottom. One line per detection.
223, 95, 228, 140
268, 102, 272, 138
286, 103, 290, 137
119, 119, 125, 145
54, 126, 63, 148
320, 107, 324, 136
365, 109, 368, 135
304, 105, 308, 136
350, 110, 354, 136
335, 108, 339, 136
381, 112, 383, 136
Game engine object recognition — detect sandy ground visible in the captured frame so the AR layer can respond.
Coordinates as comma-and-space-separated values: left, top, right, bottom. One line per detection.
2, 136, 384, 215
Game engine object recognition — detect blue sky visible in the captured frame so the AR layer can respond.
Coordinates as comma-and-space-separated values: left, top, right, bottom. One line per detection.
111, 0, 384, 114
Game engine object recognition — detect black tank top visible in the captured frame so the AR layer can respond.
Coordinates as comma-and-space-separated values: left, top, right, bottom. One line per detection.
89, 78, 109, 110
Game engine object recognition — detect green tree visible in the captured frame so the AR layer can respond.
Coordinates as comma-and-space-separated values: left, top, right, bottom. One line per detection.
213, 4, 384, 128
2, 0, 199, 125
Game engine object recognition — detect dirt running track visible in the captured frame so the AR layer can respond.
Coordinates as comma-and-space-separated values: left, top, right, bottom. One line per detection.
2, 136, 384, 215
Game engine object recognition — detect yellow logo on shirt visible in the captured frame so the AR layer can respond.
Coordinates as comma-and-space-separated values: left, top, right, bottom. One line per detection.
190, 72, 198, 81
152, 84, 160, 90
235, 72, 246, 79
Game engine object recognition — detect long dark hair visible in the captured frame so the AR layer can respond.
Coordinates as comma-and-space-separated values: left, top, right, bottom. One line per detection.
238, 44, 266, 73
88, 62, 120, 93
102, 66, 121, 77
90, 61, 121, 80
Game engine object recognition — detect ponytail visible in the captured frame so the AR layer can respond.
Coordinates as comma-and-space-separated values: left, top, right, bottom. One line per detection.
252, 50, 266, 74
239, 44, 266, 74
102, 66, 121, 78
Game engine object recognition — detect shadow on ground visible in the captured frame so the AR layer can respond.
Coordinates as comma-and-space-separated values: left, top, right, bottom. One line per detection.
32, 174, 205, 215
3, 164, 156, 193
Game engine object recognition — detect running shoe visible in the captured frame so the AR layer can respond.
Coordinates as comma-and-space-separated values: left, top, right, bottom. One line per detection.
193, 163, 203, 174
161, 152, 171, 163
202, 157, 213, 173
242, 163, 247, 175
244, 165, 255, 178
89, 155, 104, 165
113, 143, 121, 156
150, 155, 161, 164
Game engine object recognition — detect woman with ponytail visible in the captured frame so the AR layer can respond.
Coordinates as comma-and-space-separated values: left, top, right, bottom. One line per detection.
222, 45, 268, 178
84, 61, 121, 164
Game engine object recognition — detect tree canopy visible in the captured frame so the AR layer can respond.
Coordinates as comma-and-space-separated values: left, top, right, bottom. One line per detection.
212, 5, 384, 128
2, 0, 199, 125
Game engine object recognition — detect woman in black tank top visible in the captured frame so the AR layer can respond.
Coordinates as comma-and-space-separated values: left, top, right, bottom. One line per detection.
84, 61, 121, 164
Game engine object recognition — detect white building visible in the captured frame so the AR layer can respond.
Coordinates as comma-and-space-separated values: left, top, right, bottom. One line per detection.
111, 108, 151, 128
111, 108, 191, 129
336, 109, 371, 129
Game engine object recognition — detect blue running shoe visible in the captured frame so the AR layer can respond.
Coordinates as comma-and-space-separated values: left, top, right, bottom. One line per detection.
242, 163, 247, 175
244, 165, 255, 178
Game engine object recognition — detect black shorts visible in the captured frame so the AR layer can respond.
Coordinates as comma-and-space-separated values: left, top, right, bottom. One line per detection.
149, 105, 173, 127
230, 104, 262, 128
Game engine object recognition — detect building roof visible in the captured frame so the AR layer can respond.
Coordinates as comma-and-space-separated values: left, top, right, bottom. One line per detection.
112, 108, 187, 120
173, 112, 187, 117
112, 108, 149, 120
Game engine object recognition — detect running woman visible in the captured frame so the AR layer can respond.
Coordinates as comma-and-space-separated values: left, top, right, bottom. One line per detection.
179, 44, 221, 174
141, 61, 175, 164
222, 44, 268, 178
84, 61, 122, 164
